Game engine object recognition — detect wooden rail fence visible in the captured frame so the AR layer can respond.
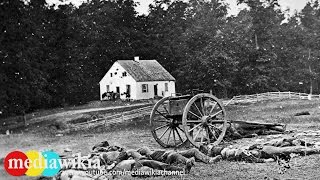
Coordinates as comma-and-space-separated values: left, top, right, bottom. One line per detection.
224, 91, 320, 105
70, 105, 153, 131
70, 91, 319, 131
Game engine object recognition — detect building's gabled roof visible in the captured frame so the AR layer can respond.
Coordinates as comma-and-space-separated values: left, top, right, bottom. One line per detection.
116, 60, 175, 82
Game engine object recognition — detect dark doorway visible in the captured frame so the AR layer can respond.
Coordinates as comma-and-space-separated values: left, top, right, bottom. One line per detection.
116, 87, 120, 93
126, 85, 131, 94
126, 85, 131, 99
154, 85, 158, 96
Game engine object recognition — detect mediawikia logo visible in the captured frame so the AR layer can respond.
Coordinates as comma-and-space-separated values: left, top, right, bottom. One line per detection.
4, 150, 100, 177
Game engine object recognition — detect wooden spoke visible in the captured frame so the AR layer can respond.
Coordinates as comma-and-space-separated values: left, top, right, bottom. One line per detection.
205, 127, 210, 143
155, 119, 171, 123
166, 129, 172, 144
172, 128, 176, 147
188, 111, 202, 120
196, 128, 203, 142
193, 127, 202, 141
175, 128, 183, 143
210, 110, 223, 118
156, 110, 170, 121
154, 124, 168, 131
208, 126, 218, 140
162, 104, 169, 114
186, 120, 202, 124
188, 123, 202, 132
209, 102, 217, 114
192, 103, 203, 117
159, 126, 170, 140
176, 126, 185, 133
200, 128, 204, 144
200, 97, 205, 115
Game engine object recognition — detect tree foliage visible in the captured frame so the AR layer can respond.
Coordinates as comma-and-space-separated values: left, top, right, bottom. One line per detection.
1, 0, 320, 117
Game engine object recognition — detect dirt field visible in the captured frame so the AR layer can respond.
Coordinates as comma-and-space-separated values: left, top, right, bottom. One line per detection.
1, 99, 320, 180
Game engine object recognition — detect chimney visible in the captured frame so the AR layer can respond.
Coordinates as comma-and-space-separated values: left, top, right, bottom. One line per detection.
134, 56, 139, 62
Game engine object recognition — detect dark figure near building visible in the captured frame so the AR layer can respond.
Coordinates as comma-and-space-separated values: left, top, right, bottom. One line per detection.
102, 91, 120, 101
121, 91, 131, 101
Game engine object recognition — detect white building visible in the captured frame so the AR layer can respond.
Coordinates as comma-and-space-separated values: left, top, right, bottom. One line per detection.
99, 57, 176, 100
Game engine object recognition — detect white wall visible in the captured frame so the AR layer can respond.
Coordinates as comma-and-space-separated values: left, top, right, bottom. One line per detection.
99, 62, 137, 100
135, 81, 176, 100
100, 62, 176, 100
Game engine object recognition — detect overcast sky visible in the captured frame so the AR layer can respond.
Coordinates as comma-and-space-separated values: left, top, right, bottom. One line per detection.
47, 0, 311, 16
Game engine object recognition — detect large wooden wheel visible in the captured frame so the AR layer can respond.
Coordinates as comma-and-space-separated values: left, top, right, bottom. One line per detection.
150, 96, 188, 148
182, 93, 227, 148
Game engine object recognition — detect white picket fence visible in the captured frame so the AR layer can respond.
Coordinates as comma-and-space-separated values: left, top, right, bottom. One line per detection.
224, 91, 320, 105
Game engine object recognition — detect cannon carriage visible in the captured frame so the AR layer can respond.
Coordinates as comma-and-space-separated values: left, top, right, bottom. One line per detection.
150, 91, 228, 148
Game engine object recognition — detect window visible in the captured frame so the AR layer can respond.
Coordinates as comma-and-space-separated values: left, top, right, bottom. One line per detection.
110, 73, 113, 77
142, 84, 148, 93
165, 83, 168, 92
115, 72, 117, 75
106, 85, 110, 92
122, 72, 127, 77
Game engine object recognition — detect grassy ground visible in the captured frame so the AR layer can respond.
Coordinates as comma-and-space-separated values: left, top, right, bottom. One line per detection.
1, 99, 320, 179
0, 99, 155, 134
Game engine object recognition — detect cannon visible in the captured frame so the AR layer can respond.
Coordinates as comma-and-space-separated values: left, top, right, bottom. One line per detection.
150, 91, 228, 148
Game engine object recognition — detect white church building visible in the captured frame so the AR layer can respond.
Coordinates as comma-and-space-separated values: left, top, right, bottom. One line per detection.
99, 57, 176, 100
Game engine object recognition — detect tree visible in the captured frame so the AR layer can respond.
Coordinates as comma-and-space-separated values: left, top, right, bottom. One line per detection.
0, 0, 54, 116
298, 1, 320, 94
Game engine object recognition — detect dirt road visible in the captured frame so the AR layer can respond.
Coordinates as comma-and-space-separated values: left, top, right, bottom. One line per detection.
28, 103, 152, 124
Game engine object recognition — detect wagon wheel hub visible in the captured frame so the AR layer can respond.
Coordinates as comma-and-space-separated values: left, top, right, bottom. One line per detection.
201, 115, 211, 125
168, 119, 179, 128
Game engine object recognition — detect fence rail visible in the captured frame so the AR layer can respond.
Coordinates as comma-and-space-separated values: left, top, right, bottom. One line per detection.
70, 105, 153, 131
69, 91, 319, 131
224, 91, 320, 105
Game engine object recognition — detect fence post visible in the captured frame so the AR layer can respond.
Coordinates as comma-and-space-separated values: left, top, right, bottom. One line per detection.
308, 94, 312, 100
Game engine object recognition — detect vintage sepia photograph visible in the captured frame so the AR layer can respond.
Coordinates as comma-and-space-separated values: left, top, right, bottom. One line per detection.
1, 0, 320, 179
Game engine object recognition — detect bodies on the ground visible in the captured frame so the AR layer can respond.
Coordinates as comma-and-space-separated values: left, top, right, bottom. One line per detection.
207, 137, 320, 165
224, 121, 286, 140
58, 141, 218, 180
94, 145, 220, 173
57, 135, 320, 179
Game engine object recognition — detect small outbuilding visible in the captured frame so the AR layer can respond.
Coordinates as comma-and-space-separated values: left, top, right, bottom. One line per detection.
99, 57, 176, 100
